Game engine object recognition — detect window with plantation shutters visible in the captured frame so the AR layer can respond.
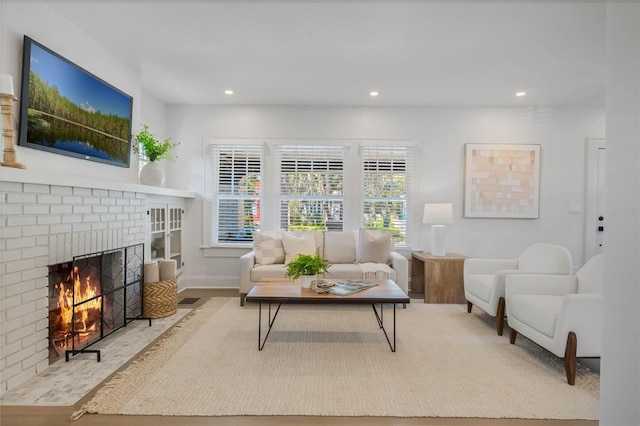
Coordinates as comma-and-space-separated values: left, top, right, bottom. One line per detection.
207, 144, 262, 244
278, 146, 345, 231
204, 141, 416, 247
360, 146, 413, 246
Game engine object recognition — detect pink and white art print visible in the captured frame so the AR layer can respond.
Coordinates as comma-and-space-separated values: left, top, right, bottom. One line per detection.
464, 143, 540, 218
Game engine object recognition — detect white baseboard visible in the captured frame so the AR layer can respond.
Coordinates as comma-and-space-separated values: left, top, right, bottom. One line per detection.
178, 275, 239, 292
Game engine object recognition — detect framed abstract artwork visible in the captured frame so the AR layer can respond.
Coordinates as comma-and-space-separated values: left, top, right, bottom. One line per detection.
463, 143, 541, 218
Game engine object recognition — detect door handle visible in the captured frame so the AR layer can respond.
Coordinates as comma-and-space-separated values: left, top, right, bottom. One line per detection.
598, 226, 604, 232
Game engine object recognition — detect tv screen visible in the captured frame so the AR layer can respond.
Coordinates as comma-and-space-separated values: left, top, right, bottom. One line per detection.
18, 36, 133, 168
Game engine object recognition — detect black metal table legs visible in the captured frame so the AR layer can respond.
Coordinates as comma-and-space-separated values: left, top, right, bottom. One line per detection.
257, 302, 282, 350
371, 303, 397, 352
256, 302, 398, 352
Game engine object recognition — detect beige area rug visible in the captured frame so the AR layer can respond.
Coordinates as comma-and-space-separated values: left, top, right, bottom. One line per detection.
73, 297, 599, 420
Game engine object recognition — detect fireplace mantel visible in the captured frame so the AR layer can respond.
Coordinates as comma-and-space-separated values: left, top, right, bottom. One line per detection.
0, 167, 196, 198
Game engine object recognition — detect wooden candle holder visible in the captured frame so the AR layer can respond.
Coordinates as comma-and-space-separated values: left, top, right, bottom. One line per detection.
1, 93, 25, 169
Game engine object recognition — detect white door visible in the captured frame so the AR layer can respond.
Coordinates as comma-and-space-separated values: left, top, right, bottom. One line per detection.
595, 147, 606, 253
584, 138, 606, 261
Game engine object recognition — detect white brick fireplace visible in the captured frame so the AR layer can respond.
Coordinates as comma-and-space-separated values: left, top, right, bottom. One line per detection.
0, 170, 194, 395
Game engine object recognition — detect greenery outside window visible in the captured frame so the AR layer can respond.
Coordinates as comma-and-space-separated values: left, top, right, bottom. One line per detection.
361, 146, 413, 246
278, 146, 345, 231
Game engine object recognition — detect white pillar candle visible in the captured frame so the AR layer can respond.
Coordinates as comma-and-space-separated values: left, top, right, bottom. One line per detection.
1, 75, 14, 96
144, 261, 160, 283
159, 259, 177, 281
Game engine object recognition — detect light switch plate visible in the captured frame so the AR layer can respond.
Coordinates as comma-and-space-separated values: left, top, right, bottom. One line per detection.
569, 203, 582, 214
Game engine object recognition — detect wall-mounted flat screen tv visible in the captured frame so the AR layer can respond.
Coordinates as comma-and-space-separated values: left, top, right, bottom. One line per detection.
18, 36, 133, 168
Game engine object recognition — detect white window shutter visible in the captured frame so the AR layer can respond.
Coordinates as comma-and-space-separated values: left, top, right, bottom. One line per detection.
207, 144, 263, 244
277, 146, 346, 231
360, 146, 413, 246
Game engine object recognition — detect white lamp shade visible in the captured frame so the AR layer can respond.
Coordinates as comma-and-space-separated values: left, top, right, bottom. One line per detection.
1, 75, 14, 96
423, 203, 453, 224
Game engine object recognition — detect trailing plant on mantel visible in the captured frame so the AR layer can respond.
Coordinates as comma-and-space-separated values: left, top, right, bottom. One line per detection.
133, 124, 179, 162
285, 250, 331, 281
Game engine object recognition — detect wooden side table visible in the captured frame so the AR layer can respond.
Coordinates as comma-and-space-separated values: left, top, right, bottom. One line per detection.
411, 252, 466, 304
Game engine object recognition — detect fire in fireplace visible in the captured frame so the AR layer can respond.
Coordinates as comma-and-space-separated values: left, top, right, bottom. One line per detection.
48, 243, 146, 363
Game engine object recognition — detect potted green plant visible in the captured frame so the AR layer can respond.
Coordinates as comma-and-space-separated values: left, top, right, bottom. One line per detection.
285, 250, 331, 287
134, 124, 178, 162
133, 124, 179, 186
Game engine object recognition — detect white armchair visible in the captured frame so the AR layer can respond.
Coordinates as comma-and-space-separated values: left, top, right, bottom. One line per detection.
505, 253, 603, 385
463, 243, 573, 335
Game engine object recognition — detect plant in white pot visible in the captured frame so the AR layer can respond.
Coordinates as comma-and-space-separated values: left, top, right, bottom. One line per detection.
133, 124, 179, 186
285, 250, 331, 288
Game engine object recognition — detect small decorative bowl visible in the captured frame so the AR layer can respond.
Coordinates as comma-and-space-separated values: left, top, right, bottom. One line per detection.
310, 279, 335, 294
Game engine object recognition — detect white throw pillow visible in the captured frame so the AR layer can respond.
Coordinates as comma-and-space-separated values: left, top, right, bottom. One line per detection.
252, 230, 285, 265
324, 231, 356, 263
282, 231, 317, 264
356, 229, 391, 264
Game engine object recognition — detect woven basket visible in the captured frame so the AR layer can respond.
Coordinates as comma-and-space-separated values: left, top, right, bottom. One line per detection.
143, 278, 178, 318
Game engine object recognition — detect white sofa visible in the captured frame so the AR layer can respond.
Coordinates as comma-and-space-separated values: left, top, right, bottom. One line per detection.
239, 229, 409, 305
506, 253, 603, 385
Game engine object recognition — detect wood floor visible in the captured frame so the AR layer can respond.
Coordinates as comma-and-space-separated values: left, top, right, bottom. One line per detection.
0, 407, 598, 426
0, 289, 598, 426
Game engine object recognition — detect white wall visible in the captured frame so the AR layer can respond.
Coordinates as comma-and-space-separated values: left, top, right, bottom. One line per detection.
164, 104, 604, 288
0, 2, 144, 184
140, 90, 169, 137
137, 89, 171, 177
600, 3, 640, 425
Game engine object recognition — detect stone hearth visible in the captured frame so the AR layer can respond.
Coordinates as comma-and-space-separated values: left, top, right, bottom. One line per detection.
0, 308, 189, 406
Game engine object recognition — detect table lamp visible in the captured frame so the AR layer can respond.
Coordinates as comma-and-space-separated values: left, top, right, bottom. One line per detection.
423, 203, 453, 257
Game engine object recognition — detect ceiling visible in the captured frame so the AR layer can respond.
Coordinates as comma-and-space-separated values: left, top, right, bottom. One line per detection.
47, 0, 606, 107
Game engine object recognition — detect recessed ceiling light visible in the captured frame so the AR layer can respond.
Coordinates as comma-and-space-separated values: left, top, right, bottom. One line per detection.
516, 91, 526, 97
224, 90, 234, 95
370, 91, 379, 97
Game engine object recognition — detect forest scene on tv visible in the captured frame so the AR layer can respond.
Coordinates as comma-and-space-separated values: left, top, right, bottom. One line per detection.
21, 40, 132, 167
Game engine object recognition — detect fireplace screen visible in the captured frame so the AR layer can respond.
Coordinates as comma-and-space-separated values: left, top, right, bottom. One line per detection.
48, 243, 146, 363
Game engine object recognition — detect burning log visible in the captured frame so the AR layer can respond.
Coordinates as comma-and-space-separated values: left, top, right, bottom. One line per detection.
48, 266, 105, 361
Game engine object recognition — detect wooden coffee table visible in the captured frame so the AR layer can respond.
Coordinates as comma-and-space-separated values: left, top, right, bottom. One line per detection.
245, 279, 410, 352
